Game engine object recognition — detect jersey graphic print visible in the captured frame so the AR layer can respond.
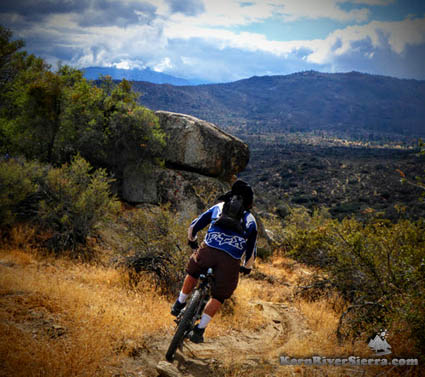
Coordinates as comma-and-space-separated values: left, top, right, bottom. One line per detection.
205, 232, 246, 251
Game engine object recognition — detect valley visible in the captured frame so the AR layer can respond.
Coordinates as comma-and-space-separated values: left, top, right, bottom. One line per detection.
239, 134, 425, 221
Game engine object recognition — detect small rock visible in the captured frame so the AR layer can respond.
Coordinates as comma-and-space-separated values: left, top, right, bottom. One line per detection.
254, 303, 264, 311
156, 361, 181, 377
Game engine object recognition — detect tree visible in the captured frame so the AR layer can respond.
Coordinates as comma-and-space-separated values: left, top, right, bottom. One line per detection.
59, 75, 165, 173
0, 28, 166, 182
0, 25, 24, 94
0, 27, 53, 159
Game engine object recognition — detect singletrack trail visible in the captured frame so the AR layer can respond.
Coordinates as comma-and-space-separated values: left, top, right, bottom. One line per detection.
123, 261, 388, 377
1, 250, 397, 377
127, 294, 312, 377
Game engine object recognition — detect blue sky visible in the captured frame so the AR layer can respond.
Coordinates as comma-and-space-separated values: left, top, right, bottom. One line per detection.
1, 0, 425, 82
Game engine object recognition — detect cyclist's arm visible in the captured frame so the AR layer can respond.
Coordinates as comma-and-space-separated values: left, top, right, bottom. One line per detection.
241, 212, 258, 269
187, 206, 215, 241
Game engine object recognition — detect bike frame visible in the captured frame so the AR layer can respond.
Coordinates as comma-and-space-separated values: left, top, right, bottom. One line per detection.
177, 267, 213, 325
166, 268, 214, 362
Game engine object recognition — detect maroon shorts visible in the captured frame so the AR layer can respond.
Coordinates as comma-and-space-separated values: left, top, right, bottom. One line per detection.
186, 244, 240, 303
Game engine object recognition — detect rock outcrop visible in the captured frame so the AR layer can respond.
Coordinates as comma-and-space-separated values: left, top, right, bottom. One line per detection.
122, 162, 229, 213
122, 112, 249, 211
155, 111, 249, 180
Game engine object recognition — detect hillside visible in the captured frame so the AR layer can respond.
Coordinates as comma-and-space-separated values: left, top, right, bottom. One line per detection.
83, 66, 205, 86
133, 71, 425, 138
0, 237, 405, 377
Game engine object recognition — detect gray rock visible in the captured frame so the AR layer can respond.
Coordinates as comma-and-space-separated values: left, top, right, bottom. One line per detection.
158, 168, 229, 213
156, 111, 249, 180
122, 161, 229, 211
156, 360, 182, 377
122, 162, 159, 204
122, 112, 249, 207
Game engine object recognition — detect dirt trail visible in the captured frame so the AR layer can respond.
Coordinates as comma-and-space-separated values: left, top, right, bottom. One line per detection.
126, 287, 313, 377
1, 252, 382, 377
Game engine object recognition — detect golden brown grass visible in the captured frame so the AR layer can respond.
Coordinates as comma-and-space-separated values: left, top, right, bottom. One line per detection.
0, 244, 171, 377
213, 256, 419, 377
0, 233, 419, 377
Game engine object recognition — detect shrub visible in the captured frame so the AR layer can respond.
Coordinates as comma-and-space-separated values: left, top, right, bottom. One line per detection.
122, 206, 193, 296
273, 206, 425, 354
280, 206, 335, 266
38, 154, 120, 252
0, 157, 46, 227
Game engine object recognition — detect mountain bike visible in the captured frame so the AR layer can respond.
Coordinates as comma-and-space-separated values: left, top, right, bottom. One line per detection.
165, 268, 214, 362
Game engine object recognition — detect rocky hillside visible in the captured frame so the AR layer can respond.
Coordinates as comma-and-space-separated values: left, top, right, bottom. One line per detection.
133, 71, 425, 138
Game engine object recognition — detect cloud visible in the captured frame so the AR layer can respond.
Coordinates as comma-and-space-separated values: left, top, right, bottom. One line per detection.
0, 0, 83, 21
152, 57, 173, 71
162, 13, 425, 60
78, 1, 157, 27
307, 16, 425, 65
351, 0, 395, 5
1, 0, 424, 81
274, 0, 370, 22
165, 0, 205, 16
0, 0, 158, 27
163, 0, 374, 29
158, 13, 425, 79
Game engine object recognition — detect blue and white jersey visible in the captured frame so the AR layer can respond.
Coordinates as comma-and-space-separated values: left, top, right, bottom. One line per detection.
188, 202, 258, 269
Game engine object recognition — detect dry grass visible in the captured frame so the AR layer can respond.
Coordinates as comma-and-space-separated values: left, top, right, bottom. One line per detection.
215, 256, 418, 377
208, 278, 270, 338
0, 245, 171, 377
0, 231, 419, 377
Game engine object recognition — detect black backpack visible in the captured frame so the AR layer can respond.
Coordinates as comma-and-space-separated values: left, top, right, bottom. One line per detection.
214, 194, 245, 234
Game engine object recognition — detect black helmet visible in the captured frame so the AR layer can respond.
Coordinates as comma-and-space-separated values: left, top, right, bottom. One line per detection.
217, 179, 254, 209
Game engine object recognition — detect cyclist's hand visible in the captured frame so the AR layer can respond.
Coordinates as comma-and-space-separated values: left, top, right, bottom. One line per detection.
240, 266, 251, 275
188, 239, 199, 250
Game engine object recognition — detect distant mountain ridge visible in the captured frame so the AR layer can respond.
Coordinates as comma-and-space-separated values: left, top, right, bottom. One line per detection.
83, 66, 206, 86
131, 71, 425, 138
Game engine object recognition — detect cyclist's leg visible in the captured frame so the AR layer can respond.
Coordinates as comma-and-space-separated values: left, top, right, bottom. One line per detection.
190, 249, 239, 341
171, 274, 198, 316
181, 274, 198, 295
204, 298, 221, 317
172, 246, 212, 315
211, 250, 240, 306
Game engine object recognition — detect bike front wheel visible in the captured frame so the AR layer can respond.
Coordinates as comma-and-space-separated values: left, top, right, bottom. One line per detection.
165, 290, 201, 362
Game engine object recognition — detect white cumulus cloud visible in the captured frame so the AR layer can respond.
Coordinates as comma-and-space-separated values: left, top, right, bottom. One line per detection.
1, 0, 424, 81
307, 16, 425, 65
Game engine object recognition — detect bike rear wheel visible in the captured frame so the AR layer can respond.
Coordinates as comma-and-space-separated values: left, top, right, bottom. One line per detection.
165, 290, 201, 362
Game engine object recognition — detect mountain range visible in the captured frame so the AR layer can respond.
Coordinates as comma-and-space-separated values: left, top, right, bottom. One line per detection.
83, 66, 207, 86
130, 70, 425, 138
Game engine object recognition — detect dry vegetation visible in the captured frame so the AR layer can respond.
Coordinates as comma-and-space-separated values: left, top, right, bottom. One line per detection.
0, 237, 171, 376
1, 225, 421, 377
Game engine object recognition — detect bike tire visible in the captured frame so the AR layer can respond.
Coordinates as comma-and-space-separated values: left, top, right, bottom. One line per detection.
165, 290, 201, 362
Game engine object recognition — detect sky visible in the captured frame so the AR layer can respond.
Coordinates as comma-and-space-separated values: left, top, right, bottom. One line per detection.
1, 0, 425, 83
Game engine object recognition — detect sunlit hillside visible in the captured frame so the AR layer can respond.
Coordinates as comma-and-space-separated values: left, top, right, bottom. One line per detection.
0, 220, 422, 377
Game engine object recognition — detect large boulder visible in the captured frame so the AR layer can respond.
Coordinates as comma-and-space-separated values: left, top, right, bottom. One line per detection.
155, 111, 249, 180
122, 162, 229, 213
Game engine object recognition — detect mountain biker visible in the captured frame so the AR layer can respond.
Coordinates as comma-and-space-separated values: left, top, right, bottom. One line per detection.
171, 179, 257, 343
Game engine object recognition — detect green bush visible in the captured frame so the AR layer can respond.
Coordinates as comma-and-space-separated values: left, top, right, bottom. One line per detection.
122, 206, 194, 296
276, 206, 425, 353
0, 157, 46, 227
38, 154, 120, 251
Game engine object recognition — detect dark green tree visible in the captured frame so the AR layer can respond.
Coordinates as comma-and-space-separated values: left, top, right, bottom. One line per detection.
0, 27, 165, 175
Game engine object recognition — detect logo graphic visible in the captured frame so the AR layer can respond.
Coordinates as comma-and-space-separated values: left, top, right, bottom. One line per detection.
280, 330, 419, 367
206, 232, 246, 250
368, 330, 392, 356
